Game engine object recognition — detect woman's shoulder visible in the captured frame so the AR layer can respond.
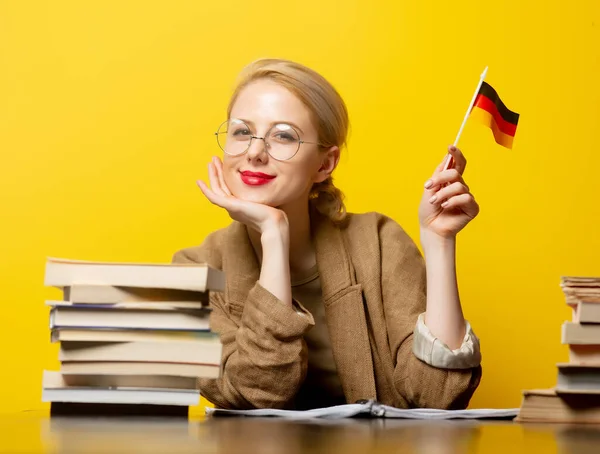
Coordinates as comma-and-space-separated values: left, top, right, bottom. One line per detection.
171, 223, 236, 269
343, 211, 415, 245
341, 212, 424, 270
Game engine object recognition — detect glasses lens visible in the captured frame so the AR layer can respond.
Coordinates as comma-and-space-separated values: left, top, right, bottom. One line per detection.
217, 119, 252, 156
266, 124, 300, 160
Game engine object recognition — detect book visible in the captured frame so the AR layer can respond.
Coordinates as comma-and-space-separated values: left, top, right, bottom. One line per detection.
49, 306, 211, 331
561, 276, 600, 289
569, 345, 600, 364
41, 258, 225, 414
42, 371, 200, 406
59, 373, 198, 390
58, 340, 222, 365
42, 384, 199, 407
515, 276, 600, 423
51, 328, 217, 343
556, 363, 600, 392
49, 402, 188, 417
562, 322, 600, 344
571, 302, 600, 324
64, 285, 209, 304
48, 300, 206, 311
206, 400, 518, 420
561, 276, 600, 304
60, 361, 219, 378
515, 388, 600, 423
44, 257, 225, 293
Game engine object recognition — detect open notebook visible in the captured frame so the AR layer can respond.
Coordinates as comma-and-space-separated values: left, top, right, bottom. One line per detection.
206, 400, 519, 420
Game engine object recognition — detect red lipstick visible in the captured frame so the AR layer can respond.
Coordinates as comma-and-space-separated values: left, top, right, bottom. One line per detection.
240, 170, 276, 186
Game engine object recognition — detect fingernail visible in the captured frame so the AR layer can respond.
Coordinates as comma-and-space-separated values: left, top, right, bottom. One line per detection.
429, 195, 437, 204
424, 179, 433, 189
441, 201, 449, 208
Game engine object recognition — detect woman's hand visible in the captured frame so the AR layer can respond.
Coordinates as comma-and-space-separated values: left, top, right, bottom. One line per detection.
418, 146, 479, 239
199, 156, 292, 305
197, 156, 288, 235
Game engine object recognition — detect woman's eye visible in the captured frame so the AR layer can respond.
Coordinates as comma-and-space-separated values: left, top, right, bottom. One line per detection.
274, 133, 295, 142
232, 129, 251, 137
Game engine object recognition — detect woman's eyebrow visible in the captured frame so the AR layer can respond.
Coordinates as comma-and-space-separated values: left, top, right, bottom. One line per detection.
237, 118, 305, 135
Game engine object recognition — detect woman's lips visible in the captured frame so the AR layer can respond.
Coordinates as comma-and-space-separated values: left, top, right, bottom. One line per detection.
239, 171, 276, 186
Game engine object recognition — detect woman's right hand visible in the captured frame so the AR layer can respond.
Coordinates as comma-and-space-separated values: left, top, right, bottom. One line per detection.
199, 156, 292, 305
197, 156, 288, 235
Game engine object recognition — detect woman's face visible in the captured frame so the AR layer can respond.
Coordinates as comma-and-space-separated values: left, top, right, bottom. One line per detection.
222, 79, 338, 208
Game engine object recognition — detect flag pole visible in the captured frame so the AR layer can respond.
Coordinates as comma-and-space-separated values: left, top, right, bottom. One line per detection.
443, 66, 489, 171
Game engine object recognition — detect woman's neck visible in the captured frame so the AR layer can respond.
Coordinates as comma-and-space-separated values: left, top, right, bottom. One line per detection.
248, 200, 315, 275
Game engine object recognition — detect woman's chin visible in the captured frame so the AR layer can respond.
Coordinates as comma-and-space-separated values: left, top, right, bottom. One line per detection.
234, 190, 279, 207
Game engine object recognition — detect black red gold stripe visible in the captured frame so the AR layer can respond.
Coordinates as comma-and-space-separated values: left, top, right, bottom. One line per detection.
469, 108, 516, 149
470, 81, 519, 148
476, 81, 519, 126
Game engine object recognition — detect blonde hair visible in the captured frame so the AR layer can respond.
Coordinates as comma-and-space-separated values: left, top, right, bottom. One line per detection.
227, 59, 349, 225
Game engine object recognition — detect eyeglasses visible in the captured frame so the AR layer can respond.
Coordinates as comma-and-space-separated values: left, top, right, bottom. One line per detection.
215, 118, 325, 161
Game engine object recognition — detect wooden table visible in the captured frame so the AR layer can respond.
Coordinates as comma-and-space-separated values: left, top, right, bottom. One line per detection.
2, 412, 599, 453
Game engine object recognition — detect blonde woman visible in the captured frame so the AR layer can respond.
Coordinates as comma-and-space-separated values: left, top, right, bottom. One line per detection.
173, 59, 482, 410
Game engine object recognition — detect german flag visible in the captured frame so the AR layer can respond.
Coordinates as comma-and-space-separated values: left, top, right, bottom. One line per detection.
470, 81, 519, 149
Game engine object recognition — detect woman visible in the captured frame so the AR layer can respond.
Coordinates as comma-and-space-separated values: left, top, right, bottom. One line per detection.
173, 59, 482, 410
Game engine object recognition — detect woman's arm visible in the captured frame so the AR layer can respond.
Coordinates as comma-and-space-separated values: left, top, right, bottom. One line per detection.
376, 145, 483, 409
418, 146, 480, 348
378, 216, 481, 409
199, 156, 294, 306
173, 157, 313, 409
420, 231, 465, 349
258, 218, 292, 306
173, 244, 313, 409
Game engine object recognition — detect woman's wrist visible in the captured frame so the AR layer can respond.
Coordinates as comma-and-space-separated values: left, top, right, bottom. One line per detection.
259, 220, 291, 306
420, 228, 456, 256
261, 220, 290, 249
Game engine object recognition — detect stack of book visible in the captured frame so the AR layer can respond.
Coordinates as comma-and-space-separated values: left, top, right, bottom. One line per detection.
517, 276, 600, 423
41, 257, 225, 416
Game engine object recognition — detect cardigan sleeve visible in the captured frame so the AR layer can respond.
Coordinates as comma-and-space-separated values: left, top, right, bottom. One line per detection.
377, 216, 482, 409
412, 313, 481, 369
172, 246, 314, 410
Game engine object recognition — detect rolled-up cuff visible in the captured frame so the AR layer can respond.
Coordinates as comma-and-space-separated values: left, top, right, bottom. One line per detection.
411, 313, 481, 369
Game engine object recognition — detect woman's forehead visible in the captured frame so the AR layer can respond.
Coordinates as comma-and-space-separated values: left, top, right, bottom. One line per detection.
230, 80, 313, 131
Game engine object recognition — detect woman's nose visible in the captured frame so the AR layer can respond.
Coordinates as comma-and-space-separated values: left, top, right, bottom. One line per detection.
246, 136, 268, 160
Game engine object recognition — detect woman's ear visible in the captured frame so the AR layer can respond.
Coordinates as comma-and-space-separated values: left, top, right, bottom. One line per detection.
314, 146, 340, 183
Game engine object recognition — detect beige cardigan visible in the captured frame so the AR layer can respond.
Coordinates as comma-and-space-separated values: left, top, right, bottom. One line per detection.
172, 211, 482, 410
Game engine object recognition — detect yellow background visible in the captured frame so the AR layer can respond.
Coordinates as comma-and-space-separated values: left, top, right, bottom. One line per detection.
1, 0, 599, 416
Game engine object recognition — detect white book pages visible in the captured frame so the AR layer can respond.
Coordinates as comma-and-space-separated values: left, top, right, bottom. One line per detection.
206, 400, 519, 420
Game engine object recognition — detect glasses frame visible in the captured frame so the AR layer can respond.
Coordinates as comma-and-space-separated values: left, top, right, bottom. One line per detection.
214, 119, 326, 162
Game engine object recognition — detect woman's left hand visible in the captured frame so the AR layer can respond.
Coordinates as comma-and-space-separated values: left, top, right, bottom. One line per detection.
418, 145, 480, 239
